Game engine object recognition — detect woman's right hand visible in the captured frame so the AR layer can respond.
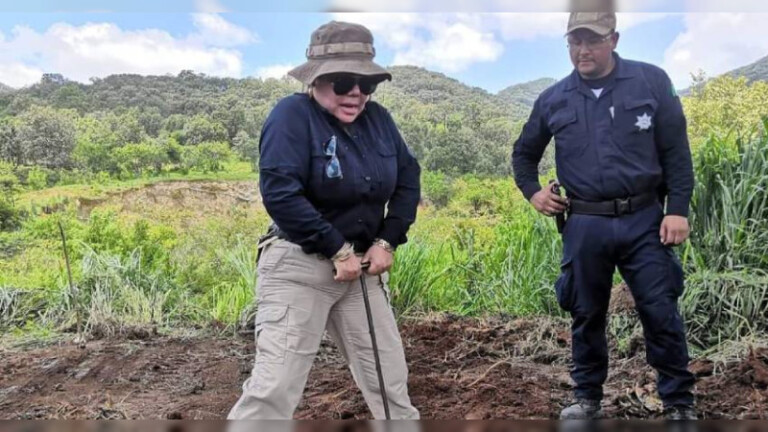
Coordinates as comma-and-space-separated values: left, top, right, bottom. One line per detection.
333, 254, 363, 282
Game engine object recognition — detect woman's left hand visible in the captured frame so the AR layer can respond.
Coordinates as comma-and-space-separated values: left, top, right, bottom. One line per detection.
362, 244, 393, 275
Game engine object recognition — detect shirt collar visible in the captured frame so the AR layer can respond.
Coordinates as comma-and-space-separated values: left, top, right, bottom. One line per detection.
564, 52, 634, 91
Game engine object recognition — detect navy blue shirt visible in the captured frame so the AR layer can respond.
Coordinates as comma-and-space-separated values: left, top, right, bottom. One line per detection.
259, 93, 421, 258
512, 53, 694, 217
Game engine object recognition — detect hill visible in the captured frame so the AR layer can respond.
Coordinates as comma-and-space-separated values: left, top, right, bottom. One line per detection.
497, 78, 557, 108
727, 54, 768, 82
0, 67, 535, 176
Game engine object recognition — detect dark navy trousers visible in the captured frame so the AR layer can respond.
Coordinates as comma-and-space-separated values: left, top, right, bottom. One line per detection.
555, 202, 695, 406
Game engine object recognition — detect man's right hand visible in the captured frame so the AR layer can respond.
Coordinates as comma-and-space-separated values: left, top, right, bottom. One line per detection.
530, 187, 569, 216
333, 254, 363, 282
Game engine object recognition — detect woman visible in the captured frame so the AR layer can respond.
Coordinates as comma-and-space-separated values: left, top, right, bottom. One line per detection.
228, 21, 421, 420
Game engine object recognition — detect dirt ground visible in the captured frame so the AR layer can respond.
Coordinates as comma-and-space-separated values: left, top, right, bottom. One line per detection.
1, 316, 766, 420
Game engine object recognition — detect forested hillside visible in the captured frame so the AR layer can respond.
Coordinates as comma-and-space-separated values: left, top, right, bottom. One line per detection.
0, 67, 534, 178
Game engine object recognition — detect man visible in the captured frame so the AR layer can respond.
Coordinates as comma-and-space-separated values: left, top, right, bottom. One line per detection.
512, 12, 696, 420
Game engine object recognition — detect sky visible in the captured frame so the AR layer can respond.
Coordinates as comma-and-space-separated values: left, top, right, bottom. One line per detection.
1, 0, 768, 93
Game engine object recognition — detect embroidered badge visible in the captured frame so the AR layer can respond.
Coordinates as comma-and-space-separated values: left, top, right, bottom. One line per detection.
635, 113, 652, 131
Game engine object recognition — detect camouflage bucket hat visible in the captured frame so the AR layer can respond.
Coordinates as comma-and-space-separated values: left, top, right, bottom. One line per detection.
288, 21, 392, 85
566, 12, 617, 36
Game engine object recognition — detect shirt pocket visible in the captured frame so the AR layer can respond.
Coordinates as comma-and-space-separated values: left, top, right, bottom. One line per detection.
308, 149, 355, 205
549, 107, 587, 158
615, 98, 659, 156
375, 139, 398, 199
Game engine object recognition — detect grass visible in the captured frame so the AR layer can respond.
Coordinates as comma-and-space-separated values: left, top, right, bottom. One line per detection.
1, 129, 767, 354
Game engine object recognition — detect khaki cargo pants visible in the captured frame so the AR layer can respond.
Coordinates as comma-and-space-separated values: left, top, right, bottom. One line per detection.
228, 239, 419, 419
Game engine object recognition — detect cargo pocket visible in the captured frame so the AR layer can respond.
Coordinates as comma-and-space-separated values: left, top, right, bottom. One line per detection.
664, 247, 685, 298
254, 305, 288, 364
555, 257, 576, 312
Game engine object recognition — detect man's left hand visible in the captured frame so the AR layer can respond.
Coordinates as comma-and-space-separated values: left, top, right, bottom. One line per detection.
362, 244, 393, 275
660, 215, 690, 246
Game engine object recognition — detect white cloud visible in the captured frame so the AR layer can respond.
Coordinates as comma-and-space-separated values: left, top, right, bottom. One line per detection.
332, 12, 667, 73
662, 13, 768, 88
0, 14, 258, 88
393, 20, 504, 72
335, 13, 504, 72
190, 13, 258, 46
255, 64, 295, 79
0, 62, 45, 88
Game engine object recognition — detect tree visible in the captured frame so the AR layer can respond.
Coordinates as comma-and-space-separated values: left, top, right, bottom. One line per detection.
232, 130, 258, 170
0, 118, 23, 166
114, 141, 169, 177
0, 161, 21, 231
683, 75, 768, 150
181, 141, 233, 173
16, 106, 77, 169
182, 115, 228, 146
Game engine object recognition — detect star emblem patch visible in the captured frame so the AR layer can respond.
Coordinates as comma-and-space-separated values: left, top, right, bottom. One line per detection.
635, 113, 652, 131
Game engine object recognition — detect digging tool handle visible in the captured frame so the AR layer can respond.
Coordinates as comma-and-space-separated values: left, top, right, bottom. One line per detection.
358, 264, 392, 420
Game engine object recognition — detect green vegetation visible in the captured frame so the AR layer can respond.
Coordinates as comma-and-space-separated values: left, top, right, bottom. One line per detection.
0, 70, 766, 356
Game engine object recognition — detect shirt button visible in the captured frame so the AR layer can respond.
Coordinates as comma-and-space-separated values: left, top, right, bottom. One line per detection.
364, 176, 371, 182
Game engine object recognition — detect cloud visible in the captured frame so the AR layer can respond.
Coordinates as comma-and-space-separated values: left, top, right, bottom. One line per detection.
0, 14, 258, 88
190, 13, 258, 46
662, 13, 768, 87
333, 12, 667, 73
334, 13, 504, 72
0, 62, 45, 88
255, 64, 295, 79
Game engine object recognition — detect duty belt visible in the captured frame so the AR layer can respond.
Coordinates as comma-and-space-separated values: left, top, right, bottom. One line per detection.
568, 192, 658, 217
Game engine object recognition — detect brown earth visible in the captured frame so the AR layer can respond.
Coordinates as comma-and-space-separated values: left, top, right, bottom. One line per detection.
0, 316, 766, 420
75, 180, 261, 221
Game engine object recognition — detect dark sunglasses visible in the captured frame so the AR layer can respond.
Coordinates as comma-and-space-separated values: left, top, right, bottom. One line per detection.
324, 74, 380, 96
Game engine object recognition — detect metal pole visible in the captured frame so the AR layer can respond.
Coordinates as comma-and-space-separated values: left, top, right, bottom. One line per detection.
359, 263, 391, 420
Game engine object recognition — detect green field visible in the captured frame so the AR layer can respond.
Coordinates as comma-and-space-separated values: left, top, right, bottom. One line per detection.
1, 76, 767, 360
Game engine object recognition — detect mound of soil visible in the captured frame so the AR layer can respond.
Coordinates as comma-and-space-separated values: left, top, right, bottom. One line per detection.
0, 316, 765, 420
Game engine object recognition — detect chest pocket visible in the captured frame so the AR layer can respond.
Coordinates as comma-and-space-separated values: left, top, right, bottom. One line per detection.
375, 139, 398, 199
308, 138, 355, 205
619, 98, 658, 134
549, 107, 586, 158
615, 98, 658, 157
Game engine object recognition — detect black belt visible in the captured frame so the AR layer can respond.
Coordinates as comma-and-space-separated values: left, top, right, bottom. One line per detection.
568, 192, 657, 217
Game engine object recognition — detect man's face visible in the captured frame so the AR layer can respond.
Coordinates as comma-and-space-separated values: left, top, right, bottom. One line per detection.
567, 28, 619, 79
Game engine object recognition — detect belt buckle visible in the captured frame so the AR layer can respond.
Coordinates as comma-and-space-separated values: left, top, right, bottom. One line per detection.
614, 197, 631, 216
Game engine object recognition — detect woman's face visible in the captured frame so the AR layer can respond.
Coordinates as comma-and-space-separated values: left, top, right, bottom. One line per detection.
312, 74, 379, 124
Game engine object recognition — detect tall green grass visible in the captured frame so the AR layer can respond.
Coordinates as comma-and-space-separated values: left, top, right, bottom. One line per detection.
389, 205, 561, 317
681, 122, 768, 347
2, 123, 768, 351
